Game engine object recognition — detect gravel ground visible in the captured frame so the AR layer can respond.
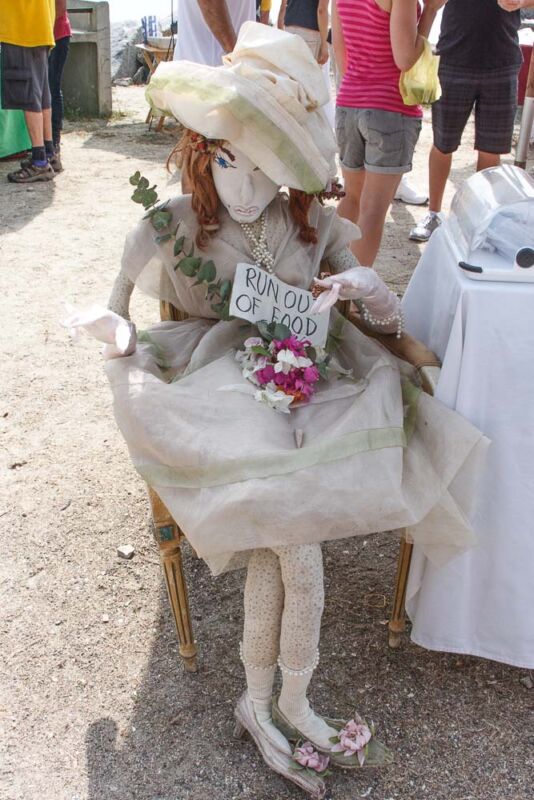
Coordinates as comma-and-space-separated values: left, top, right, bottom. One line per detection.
1, 86, 533, 800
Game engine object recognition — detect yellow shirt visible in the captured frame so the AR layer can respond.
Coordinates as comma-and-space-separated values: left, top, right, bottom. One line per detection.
0, 0, 56, 48
260, 0, 272, 10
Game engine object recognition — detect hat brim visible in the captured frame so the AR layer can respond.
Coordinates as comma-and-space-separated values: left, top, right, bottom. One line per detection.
147, 61, 334, 193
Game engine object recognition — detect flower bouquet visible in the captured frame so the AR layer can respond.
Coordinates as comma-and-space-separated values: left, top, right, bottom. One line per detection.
235, 321, 347, 413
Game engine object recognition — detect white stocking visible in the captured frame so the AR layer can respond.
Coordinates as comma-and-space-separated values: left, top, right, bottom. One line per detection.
274, 544, 338, 750
242, 549, 290, 753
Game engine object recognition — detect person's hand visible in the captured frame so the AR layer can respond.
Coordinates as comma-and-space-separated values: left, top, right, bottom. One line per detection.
497, 0, 523, 11
317, 42, 329, 65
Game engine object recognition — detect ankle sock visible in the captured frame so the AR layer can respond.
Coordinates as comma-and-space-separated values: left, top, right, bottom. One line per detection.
31, 146, 47, 166
45, 140, 55, 159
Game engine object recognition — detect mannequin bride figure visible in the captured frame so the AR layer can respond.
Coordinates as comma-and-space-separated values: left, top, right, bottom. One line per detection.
65, 23, 487, 798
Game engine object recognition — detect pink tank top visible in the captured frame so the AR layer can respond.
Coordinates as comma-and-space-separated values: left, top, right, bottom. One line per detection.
336, 0, 422, 118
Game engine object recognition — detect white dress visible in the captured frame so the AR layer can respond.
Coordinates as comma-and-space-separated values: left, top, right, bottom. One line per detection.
105, 195, 487, 574
173, 0, 255, 66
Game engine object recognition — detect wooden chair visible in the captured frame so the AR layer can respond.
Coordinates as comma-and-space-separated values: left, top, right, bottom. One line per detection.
149, 298, 441, 671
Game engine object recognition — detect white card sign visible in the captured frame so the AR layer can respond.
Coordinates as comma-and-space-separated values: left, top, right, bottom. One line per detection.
229, 263, 330, 347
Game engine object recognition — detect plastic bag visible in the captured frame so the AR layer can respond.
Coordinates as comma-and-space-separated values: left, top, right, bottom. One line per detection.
399, 38, 441, 106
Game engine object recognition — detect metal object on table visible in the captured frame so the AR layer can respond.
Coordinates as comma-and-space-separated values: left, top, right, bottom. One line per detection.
136, 44, 174, 132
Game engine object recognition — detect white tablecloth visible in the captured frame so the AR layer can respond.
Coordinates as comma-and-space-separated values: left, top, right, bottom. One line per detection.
402, 226, 534, 669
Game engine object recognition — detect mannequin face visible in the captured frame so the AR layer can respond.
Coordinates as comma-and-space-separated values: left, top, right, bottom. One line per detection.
211, 142, 279, 223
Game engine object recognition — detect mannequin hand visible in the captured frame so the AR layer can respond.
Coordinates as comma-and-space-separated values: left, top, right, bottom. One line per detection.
62, 304, 137, 360
311, 267, 382, 314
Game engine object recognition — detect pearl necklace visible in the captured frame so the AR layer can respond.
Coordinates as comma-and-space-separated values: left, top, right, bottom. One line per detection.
240, 211, 275, 274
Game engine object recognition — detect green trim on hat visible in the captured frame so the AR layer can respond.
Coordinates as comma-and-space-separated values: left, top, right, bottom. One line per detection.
147, 72, 325, 194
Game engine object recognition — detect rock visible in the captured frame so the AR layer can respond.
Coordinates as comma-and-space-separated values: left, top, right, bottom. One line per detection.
111, 22, 144, 81
102, 613, 110, 623
520, 674, 533, 689
117, 544, 135, 560
132, 65, 149, 85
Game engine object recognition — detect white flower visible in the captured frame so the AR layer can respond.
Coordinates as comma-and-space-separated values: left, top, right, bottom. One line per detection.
243, 336, 264, 349
274, 349, 313, 374
254, 384, 294, 414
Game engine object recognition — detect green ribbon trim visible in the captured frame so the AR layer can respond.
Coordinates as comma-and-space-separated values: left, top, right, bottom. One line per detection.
147, 73, 324, 194
135, 426, 407, 489
137, 330, 171, 372
401, 377, 421, 442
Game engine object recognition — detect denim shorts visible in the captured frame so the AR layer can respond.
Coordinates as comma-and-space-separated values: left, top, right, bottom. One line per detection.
336, 107, 422, 174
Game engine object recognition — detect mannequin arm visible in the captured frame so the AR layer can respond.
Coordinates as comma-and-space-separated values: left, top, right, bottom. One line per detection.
313, 248, 403, 336
107, 267, 135, 321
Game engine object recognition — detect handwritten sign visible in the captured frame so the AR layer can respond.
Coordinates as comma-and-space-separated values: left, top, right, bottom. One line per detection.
229, 263, 330, 347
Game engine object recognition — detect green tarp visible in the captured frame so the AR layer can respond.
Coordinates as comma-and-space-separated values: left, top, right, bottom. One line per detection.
0, 58, 31, 158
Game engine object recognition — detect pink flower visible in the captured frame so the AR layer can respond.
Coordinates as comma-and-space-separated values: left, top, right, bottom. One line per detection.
255, 364, 276, 385
331, 719, 372, 765
293, 742, 330, 773
303, 366, 320, 383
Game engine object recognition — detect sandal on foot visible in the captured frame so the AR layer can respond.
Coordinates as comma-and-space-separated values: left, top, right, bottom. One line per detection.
272, 696, 393, 770
8, 163, 55, 183
234, 692, 326, 799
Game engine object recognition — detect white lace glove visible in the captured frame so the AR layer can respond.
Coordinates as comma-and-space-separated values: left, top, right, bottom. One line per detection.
62, 304, 137, 360
311, 267, 403, 337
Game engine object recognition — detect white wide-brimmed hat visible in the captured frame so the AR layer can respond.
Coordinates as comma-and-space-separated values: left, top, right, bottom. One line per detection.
146, 21, 337, 194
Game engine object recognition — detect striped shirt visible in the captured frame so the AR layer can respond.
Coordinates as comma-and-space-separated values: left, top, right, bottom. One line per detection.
336, 0, 422, 118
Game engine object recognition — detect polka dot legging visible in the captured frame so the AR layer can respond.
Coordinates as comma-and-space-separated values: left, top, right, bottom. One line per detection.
242, 543, 324, 671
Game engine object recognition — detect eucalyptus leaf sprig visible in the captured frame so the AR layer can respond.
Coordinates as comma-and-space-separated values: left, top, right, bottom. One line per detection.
129, 171, 233, 320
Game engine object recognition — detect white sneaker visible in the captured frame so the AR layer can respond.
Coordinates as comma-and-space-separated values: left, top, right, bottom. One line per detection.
409, 211, 443, 242
395, 176, 428, 205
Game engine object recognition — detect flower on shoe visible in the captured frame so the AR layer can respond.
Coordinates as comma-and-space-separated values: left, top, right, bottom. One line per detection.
331, 719, 372, 765
292, 742, 330, 774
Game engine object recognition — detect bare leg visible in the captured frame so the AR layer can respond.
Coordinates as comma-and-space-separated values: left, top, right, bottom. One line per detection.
43, 107, 53, 143
476, 150, 500, 171
350, 171, 402, 266
23, 110, 45, 148
336, 168, 365, 224
428, 145, 453, 213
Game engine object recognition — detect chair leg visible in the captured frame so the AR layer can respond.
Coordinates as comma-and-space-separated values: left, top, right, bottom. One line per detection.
148, 488, 198, 672
388, 531, 414, 649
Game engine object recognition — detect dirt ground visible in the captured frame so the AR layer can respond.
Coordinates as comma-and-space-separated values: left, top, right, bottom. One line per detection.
1, 86, 533, 800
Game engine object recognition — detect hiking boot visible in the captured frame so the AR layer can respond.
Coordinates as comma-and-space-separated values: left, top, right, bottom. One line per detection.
409, 211, 443, 242
395, 176, 428, 205
8, 162, 55, 183
49, 153, 63, 173
20, 153, 62, 173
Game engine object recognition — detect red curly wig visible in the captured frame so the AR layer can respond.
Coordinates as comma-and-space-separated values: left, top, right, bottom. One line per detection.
168, 129, 319, 249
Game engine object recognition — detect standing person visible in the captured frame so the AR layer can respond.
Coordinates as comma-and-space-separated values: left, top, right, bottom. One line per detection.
278, 0, 329, 65
410, 0, 534, 242
257, 0, 272, 24
173, 0, 256, 66
0, 0, 56, 183
47, 0, 71, 172
333, 0, 446, 266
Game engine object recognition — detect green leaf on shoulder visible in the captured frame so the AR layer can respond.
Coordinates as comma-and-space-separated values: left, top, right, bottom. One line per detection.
197, 260, 216, 284
219, 278, 232, 301
178, 256, 202, 276
273, 322, 291, 341
151, 209, 172, 231
174, 236, 186, 256
155, 233, 172, 244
